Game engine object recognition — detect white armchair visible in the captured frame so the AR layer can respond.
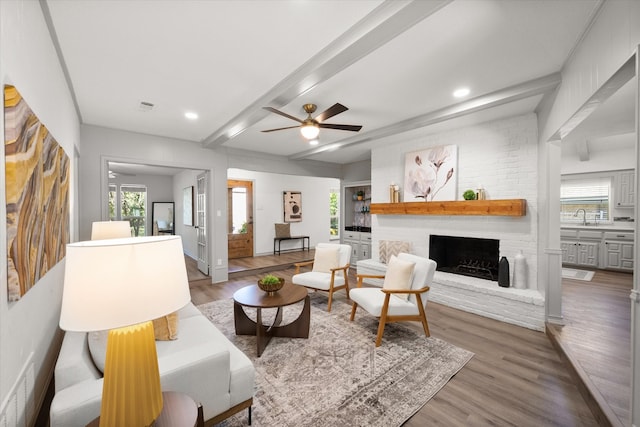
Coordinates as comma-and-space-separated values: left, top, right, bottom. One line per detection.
350, 253, 437, 346
292, 243, 351, 312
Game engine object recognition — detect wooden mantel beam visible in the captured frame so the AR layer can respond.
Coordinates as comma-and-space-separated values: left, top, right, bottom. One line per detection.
369, 199, 527, 217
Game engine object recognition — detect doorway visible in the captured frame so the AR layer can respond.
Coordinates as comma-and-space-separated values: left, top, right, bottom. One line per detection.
227, 179, 254, 259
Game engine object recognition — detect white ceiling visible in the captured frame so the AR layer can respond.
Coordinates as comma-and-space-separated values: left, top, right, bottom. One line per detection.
44, 0, 605, 170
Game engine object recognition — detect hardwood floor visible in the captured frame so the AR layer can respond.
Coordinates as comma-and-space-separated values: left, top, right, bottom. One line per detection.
187, 253, 599, 426
548, 269, 632, 427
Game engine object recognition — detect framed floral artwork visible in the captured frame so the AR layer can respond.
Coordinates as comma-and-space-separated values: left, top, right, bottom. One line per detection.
403, 145, 457, 202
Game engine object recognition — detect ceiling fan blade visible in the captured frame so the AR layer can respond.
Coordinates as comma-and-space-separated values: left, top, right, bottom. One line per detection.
263, 107, 304, 123
314, 103, 348, 122
318, 123, 362, 132
261, 125, 301, 133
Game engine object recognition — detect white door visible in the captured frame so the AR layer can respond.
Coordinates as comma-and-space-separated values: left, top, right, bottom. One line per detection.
196, 172, 209, 275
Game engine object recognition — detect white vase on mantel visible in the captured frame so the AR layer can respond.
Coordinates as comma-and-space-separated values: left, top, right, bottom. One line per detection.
513, 250, 527, 289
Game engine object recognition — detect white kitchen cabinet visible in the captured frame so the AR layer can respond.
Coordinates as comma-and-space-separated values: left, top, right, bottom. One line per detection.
615, 170, 635, 207
604, 231, 634, 271
342, 231, 371, 264
561, 229, 602, 268
561, 240, 578, 264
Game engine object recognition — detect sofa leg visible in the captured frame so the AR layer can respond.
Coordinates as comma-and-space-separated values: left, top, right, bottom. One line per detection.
248, 406, 252, 425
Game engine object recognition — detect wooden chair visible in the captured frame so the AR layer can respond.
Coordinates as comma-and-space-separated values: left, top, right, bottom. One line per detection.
350, 253, 437, 346
292, 243, 351, 312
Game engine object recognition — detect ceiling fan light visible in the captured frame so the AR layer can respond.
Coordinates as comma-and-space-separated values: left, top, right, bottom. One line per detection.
300, 123, 319, 139
309, 138, 319, 146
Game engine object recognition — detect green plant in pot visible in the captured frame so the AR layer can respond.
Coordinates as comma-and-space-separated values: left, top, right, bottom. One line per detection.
462, 189, 477, 200
356, 190, 365, 200
258, 274, 285, 295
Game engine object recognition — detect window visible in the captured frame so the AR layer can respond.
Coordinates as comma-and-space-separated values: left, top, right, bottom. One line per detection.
560, 176, 611, 224
108, 184, 117, 220
329, 189, 339, 238
107, 184, 147, 235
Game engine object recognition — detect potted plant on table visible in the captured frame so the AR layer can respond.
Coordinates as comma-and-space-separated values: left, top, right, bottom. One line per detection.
258, 274, 285, 295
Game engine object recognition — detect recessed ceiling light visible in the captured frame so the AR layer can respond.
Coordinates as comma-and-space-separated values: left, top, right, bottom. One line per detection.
453, 87, 470, 98
185, 111, 198, 120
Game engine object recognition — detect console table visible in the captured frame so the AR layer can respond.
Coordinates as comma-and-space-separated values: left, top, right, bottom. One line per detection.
273, 235, 310, 255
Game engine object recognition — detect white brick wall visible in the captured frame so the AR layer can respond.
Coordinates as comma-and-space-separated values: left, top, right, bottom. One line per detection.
369, 113, 542, 326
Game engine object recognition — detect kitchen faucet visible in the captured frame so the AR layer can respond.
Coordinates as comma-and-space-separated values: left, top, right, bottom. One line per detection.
574, 208, 587, 226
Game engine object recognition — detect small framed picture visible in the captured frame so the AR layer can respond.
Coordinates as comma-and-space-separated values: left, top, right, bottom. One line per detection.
283, 191, 302, 222
183, 186, 194, 226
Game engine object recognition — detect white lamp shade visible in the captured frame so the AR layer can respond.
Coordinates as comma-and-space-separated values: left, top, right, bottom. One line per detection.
60, 235, 191, 332
300, 123, 319, 139
91, 221, 132, 240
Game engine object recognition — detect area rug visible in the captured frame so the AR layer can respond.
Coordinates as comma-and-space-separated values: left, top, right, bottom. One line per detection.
198, 294, 473, 427
562, 267, 595, 281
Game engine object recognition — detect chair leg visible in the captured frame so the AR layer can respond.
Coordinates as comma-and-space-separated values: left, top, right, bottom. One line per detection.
344, 276, 350, 300
376, 294, 392, 347
350, 302, 358, 321
327, 289, 333, 312
416, 297, 430, 337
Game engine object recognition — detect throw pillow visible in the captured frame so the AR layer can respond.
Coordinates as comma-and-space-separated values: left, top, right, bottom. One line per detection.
382, 255, 416, 300
312, 246, 340, 273
152, 312, 179, 340
379, 240, 411, 264
275, 223, 290, 238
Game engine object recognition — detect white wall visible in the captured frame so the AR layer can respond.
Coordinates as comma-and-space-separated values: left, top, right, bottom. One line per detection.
79, 124, 229, 280
371, 113, 539, 291
0, 1, 80, 423
173, 169, 205, 259
228, 169, 340, 255
561, 133, 635, 174
342, 159, 371, 182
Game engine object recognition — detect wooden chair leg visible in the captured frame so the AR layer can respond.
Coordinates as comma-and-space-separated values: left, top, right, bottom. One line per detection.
416, 296, 430, 337
376, 294, 392, 347
327, 289, 333, 312
350, 302, 358, 321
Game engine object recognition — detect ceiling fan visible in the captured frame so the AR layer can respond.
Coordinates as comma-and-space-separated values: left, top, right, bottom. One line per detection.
262, 103, 362, 140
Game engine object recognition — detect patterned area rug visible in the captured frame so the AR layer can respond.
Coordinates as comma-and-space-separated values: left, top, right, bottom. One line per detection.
198, 294, 473, 427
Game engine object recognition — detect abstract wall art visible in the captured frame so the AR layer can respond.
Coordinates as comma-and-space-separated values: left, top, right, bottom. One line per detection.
283, 191, 302, 222
403, 144, 457, 202
4, 85, 70, 302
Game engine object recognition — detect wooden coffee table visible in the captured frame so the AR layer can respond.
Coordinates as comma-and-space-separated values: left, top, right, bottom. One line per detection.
233, 282, 310, 357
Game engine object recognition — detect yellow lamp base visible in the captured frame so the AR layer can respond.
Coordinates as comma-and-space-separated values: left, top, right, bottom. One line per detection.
100, 321, 163, 427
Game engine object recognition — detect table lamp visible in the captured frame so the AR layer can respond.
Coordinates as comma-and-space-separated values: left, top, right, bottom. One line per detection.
60, 235, 190, 426
91, 221, 132, 240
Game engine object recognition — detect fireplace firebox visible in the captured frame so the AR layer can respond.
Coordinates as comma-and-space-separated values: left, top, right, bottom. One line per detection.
429, 235, 499, 281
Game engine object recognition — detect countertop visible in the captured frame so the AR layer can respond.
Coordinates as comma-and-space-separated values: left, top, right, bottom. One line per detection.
561, 223, 635, 232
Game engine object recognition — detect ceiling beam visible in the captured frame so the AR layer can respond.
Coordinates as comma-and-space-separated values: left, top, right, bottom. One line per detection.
201, 0, 452, 148
576, 140, 590, 161
289, 72, 562, 160
550, 54, 636, 142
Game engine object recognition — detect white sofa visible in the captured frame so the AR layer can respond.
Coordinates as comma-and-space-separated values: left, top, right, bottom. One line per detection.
49, 302, 255, 426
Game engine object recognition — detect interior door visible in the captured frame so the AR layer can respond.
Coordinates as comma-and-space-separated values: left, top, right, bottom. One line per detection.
196, 172, 209, 275
227, 179, 254, 259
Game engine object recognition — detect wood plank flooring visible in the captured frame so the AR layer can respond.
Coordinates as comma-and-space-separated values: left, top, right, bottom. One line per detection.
548, 269, 632, 427
187, 253, 599, 426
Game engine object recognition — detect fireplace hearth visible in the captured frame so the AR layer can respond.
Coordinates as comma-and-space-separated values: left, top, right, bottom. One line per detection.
429, 235, 499, 281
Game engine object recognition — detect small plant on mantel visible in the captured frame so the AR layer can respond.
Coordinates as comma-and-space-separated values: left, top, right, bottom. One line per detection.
258, 274, 284, 295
